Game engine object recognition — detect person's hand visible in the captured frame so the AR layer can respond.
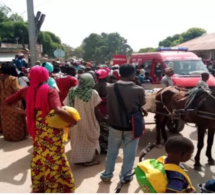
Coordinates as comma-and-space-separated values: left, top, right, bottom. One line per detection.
67, 117, 77, 127
142, 108, 148, 117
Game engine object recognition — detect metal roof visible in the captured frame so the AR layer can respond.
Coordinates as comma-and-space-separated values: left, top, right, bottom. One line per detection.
177, 33, 215, 51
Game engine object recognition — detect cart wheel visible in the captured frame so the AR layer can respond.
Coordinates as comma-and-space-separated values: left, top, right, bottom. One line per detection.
166, 119, 185, 133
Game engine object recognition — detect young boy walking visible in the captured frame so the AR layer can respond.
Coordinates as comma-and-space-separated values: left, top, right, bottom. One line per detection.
163, 136, 196, 193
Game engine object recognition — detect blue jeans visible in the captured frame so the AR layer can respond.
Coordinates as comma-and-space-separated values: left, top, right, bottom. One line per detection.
101, 127, 139, 180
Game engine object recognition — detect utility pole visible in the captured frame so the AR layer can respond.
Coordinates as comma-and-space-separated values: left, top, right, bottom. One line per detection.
26, 0, 37, 67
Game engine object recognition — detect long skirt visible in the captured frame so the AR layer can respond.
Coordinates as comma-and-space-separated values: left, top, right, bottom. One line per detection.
31, 111, 75, 193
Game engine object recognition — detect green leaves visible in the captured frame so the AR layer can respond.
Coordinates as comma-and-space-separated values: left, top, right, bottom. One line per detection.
38, 31, 62, 58
159, 28, 207, 47
82, 32, 132, 63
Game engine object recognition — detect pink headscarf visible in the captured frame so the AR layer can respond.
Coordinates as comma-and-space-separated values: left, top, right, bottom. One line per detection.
96, 69, 109, 79
26, 66, 50, 139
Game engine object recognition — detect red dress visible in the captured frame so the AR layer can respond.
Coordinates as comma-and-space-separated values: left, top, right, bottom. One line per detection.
56, 76, 78, 103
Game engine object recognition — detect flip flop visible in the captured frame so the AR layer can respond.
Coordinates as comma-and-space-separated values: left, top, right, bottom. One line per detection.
84, 160, 100, 167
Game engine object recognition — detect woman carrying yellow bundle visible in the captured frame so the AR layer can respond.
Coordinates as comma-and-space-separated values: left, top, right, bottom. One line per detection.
4, 66, 76, 193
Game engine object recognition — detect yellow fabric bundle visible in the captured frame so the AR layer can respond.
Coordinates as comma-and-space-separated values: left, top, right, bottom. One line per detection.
45, 106, 81, 141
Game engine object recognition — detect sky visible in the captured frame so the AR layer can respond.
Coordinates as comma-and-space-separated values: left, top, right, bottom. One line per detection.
1, 0, 215, 51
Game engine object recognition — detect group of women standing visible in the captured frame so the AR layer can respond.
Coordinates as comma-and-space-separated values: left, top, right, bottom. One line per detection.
0, 62, 110, 192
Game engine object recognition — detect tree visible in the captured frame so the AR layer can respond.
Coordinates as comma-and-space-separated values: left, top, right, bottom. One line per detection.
0, 3, 10, 23
159, 27, 207, 47
62, 43, 74, 59
82, 32, 132, 63
182, 28, 206, 42
9, 13, 24, 22
38, 31, 63, 57
0, 21, 28, 44
72, 45, 84, 59
138, 47, 156, 53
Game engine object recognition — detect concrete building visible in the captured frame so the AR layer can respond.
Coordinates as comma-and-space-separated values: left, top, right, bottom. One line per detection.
0, 43, 43, 63
177, 33, 215, 60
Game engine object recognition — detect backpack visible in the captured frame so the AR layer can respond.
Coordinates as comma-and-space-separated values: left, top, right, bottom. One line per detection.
135, 156, 194, 193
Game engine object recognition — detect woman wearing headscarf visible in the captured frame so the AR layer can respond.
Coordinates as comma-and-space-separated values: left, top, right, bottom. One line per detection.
0, 63, 26, 141
4, 66, 76, 193
63, 73, 102, 166
94, 68, 110, 153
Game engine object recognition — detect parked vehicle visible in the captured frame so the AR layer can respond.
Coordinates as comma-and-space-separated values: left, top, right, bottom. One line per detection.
129, 47, 215, 89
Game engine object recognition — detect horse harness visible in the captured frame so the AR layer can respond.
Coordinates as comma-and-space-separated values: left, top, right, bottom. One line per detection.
156, 87, 215, 121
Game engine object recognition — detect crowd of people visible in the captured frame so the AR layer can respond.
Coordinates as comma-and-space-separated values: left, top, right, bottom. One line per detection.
0, 56, 213, 193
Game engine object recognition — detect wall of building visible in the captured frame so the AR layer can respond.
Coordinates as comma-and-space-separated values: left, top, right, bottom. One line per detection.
192, 50, 215, 59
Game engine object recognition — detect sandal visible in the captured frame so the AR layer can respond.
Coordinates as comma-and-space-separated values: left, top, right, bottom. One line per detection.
84, 160, 100, 167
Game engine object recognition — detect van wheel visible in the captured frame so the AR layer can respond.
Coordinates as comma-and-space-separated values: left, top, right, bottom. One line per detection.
166, 119, 185, 133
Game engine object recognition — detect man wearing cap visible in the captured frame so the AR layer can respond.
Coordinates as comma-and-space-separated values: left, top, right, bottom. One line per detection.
160, 67, 174, 86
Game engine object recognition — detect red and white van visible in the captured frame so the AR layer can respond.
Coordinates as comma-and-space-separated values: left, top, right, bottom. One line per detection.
129, 47, 215, 89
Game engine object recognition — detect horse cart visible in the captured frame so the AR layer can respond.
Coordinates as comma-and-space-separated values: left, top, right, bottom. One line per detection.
142, 84, 185, 133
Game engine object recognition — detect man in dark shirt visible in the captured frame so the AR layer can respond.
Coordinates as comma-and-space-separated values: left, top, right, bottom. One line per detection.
100, 64, 146, 183
154, 63, 163, 82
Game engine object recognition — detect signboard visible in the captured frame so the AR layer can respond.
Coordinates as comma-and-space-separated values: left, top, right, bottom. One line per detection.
54, 49, 65, 58
112, 54, 127, 65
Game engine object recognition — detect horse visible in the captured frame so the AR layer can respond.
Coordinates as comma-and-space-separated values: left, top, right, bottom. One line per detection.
155, 86, 215, 170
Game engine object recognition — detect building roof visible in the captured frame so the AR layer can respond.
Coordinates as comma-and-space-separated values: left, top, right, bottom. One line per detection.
177, 33, 215, 51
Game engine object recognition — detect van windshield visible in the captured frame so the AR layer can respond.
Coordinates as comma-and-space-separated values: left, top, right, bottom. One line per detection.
164, 60, 208, 75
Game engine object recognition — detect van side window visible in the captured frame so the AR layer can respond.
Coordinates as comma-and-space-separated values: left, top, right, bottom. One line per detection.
141, 61, 152, 74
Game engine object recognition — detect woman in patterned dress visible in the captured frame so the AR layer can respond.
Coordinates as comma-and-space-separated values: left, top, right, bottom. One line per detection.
4, 66, 76, 193
63, 73, 102, 166
0, 63, 26, 141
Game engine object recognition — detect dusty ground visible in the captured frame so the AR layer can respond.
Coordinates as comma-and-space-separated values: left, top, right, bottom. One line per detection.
0, 114, 214, 193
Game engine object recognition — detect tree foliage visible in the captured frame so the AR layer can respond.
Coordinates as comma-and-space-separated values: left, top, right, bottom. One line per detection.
0, 21, 28, 44
38, 31, 63, 58
159, 28, 206, 47
0, 3, 67, 59
0, 3, 11, 23
138, 47, 156, 53
9, 13, 24, 22
82, 32, 132, 63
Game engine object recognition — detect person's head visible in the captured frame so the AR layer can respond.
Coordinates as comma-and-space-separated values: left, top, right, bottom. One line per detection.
165, 67, 174, 76
119, 64, 135, 81
18, 72, 26, 77
53, 65, 60, 74
165, 136, 194, 163
96, 69, 109, 81
42, 62, 54, 76
1, 63, 18, 77
140, 68, 145, 76
85, 67, 92, 72
201, 72, 209, 82
156, 62, 161, 67
168, 62, 174, 68
78, 73, 95, 89
17, 53, 24, 59
145, 72, 150, 77
77, 69, 84, 79
35, 61, 41, 65
136, 69, 140, 76
66, 66, 76, 76
29, 65, 49, 87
